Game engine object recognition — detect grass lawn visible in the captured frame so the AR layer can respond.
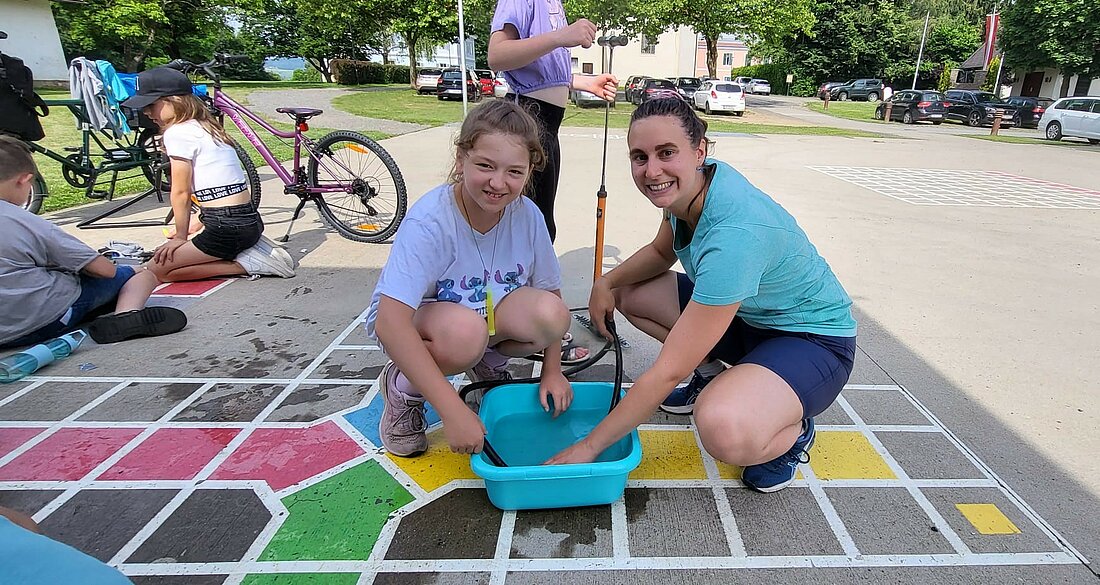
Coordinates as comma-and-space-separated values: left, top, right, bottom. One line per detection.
332, 89, 886, 138
30, 83, 390, 213
961, 134, 1100, 149
805, 100, 885, 124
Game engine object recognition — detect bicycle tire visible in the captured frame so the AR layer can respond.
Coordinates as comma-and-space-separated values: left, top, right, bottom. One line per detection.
24, 173, 47, 214
139, 128, 261, 210
307, 130, 407, 243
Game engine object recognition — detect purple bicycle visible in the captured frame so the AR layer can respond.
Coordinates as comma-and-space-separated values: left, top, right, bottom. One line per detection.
164, 55, 407, 243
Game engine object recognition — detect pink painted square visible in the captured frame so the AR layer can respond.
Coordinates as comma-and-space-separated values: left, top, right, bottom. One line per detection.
99, 428, 239, 481
0, 428, 45, 459
209, 421, 363, 491
153, 279, 229, 297
0, 428, 141, 481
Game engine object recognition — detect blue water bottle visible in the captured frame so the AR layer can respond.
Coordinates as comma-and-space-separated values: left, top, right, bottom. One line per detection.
0, 331, 87, 384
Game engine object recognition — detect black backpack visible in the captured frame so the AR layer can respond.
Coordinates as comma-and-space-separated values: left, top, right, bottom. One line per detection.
0, 51, 48, 141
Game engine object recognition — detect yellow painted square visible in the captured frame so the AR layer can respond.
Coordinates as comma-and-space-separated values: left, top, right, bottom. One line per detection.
809, 431, 896, 480
386, 431, 477, 492
956, 503, 1021, 535
630, 430, 707, 480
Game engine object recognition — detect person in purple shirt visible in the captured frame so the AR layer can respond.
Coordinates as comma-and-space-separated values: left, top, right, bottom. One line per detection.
488, 0, 617, 244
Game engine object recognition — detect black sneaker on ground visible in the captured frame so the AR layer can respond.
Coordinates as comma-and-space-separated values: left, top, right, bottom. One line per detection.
659, 371, 714, 414
86, 307, 187, 344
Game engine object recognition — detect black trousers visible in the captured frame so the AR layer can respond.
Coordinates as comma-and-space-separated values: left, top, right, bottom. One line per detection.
514, 94, 564, 243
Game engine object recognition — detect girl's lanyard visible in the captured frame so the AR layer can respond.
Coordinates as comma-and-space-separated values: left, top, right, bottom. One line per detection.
460, 195, 503, 336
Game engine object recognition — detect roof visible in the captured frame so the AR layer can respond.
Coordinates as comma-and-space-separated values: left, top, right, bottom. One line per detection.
960, 42, 1001, 70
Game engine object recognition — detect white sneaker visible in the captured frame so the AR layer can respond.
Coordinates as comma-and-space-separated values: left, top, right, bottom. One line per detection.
235, 243, 296, 277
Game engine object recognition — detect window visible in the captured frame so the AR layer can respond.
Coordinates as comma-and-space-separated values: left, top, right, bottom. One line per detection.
722, 53, 732, 66
641, 34, 656, 54
582, 62, 593, 74
571, 57, 579, 69
1091, 100, 1100, 114
956, 70, 976, 84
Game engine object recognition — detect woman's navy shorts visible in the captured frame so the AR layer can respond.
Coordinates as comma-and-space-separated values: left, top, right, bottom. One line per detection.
676, 273, 857, 418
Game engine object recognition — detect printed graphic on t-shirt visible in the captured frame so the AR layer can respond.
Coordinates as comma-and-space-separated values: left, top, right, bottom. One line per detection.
435, 263, 526, 315
460, 271, 490, 303
494, 264, 524, 293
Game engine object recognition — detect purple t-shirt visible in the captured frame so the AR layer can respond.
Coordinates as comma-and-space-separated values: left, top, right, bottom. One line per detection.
491, 0, 572, 94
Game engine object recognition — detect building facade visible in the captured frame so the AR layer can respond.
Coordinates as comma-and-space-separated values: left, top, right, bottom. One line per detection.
1, 0, 68, 83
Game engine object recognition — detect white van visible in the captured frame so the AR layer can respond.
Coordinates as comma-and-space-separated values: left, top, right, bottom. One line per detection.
1038, 96, 1100, 144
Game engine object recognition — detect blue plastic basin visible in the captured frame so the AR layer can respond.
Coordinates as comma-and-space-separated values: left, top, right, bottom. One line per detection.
471, 382, 641, 510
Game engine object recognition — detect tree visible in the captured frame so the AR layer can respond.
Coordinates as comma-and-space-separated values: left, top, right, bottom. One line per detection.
53, 0, 173, 71
390, 0, 460, 86
1001, 0, 1100, 97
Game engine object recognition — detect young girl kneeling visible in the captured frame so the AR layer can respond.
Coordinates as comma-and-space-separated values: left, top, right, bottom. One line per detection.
366, 100, 574, 457
121, 67, 295, 282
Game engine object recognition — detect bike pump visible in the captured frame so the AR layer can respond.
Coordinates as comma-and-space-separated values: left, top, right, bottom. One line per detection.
593, 35, 628, 282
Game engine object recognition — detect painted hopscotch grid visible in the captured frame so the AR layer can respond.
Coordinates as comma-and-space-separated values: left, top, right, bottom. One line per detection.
810, 166, 1100, 209
0, 312, 1089, 583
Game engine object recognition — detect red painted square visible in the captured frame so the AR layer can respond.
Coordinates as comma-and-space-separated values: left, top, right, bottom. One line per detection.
0, 428, 45, 459
209, 421, 364, 491
0, 428, 141, 481
153, 279, 229, 297
98, 428, 239, 481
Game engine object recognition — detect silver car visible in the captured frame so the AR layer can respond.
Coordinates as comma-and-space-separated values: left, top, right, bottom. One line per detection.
572, 89, 615, 108
748, 78, 771, 95
1038, 96, 1100, 144
416, 67, 442, 95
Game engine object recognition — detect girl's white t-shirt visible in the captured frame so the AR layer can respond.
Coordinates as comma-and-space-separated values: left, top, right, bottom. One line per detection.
161, 120, 247, 202
365, 183, 562, 339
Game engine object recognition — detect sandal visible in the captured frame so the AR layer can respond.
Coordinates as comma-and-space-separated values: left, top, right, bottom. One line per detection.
527, 333, 590, 366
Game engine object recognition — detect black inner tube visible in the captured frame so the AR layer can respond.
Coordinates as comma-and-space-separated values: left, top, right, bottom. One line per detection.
464, 310, 624, 467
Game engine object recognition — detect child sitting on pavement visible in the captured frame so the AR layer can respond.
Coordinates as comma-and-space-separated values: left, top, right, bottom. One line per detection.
366, 99, 576, 457
0, 506, 132, 584
0, 136, 186, 348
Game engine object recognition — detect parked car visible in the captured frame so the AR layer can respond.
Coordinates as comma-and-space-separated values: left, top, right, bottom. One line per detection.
415, 67, 442, 95
817, 81, 845, 100
1003, 96, 1055, 129
633, 78, 680, 105
874, 90, 946, 124
493, 72, 511, 98
1038, 96, 1100, 144
673, 77, 702, 100
731, 76, 753, 88
830, 79, 885, 101
624, 75, 649, 103
572, 89, 615, 108
693, 80, 745, 115
474, 69, 495, 96
943, 90, 1020, 127
436, 68, 480, 101
747, 78, 771, 95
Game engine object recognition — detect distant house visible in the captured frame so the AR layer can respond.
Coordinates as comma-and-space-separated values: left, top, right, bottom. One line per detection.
1009, 69, 1100, 99
952, 42, 996, 91
0, 0, 68, 84
569, 30, 749, 81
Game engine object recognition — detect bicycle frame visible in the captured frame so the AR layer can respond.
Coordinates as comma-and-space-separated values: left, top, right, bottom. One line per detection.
209, 89, 352, 195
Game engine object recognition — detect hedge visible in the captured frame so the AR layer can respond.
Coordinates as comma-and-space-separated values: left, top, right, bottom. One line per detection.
727, 64, 792, 95
330, 59, 411, 85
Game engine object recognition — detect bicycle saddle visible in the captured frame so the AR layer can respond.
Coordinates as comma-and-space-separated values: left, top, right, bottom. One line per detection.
276, 107, 323, 119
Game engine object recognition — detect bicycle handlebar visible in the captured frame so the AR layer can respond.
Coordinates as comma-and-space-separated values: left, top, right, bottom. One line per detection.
164, 54, 250, 83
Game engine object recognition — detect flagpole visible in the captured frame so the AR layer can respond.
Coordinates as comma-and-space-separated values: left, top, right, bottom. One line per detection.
912, 12, 930, 90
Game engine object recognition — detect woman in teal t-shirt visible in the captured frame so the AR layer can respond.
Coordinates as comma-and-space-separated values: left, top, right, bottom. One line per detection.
548, 98, 858, 493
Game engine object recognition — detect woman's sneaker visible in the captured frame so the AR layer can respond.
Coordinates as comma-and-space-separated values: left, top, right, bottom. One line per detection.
742, 418, 816, 493
377, 361, 428, 457
659, 371, 713, 414
235, 244, 297, 278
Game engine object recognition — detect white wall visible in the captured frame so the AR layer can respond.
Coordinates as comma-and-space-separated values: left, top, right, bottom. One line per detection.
570, 27, 698, 81
0, 0, 68, 82
1011, 69, 1100, 98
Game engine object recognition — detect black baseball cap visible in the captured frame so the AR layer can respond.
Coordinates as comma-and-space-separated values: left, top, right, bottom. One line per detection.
121, 67, 193, 110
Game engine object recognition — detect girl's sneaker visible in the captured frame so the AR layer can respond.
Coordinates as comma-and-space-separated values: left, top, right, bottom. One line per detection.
742, 418, 816, 493
235, 244, 297, 278
377, 361, 428, 457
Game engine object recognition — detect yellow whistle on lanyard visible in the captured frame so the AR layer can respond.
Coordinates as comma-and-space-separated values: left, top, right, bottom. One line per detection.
486, 288, 496, 336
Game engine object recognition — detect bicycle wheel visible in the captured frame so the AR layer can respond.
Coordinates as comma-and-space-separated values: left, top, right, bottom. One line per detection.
24, 173, 47, 214
307, 130, 406, 243
139, 128, 261, 210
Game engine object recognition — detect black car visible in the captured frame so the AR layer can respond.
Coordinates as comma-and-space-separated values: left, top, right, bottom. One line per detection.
673, 77, 701, 100
830, 78, 884, 101
1003, 96, 1055, 128
436, 68, 480, 101
943, 90, 1019, 127
874, 90, 947, 124
624, 75, 649, 103
632, 78, 679, 105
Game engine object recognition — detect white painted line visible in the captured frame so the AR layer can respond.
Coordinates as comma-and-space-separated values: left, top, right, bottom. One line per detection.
0, 379, 47, 409
800, 458, 861, 556
489, 510, 516, 585
611, 497, 630, 559
691, 419, 746, 557
333, 345, 381, 351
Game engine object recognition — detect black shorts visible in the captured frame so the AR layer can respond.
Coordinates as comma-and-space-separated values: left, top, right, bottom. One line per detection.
192, 203, 263, 260
676, 273, 857, 418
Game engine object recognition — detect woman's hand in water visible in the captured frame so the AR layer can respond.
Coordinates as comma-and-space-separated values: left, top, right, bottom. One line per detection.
589, 277, 616, 340
539, 371, 573, 418
444, 408, 486, 455
545, 438, 599, 465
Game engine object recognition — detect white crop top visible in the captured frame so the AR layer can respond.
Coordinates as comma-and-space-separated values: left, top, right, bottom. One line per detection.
161, 120, 247, 202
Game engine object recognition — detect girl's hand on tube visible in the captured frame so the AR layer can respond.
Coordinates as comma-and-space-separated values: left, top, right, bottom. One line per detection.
444, 408, 487, 455
588, 277, 616, 340
539, 372, 573, 418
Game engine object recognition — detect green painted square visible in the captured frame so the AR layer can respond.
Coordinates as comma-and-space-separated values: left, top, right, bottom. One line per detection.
259, 461, 414, 561
241, 574, 359, 585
